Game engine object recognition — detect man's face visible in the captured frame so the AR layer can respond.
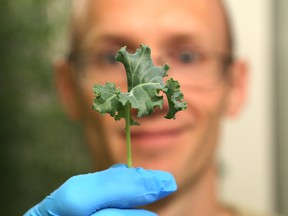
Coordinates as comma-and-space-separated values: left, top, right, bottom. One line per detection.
62, 0, 243, 189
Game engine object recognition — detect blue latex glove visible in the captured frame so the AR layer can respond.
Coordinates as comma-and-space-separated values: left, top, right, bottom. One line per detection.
24, 164, 177, 216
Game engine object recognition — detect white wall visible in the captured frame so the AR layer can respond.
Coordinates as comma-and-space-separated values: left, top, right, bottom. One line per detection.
219, 0, 274, 213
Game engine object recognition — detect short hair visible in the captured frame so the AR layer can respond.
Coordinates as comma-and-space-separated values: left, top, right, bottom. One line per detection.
68, 0, 234, 59
68, 0, 91, 56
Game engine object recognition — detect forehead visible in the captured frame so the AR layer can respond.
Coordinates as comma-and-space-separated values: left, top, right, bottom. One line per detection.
78, 0, 227, 51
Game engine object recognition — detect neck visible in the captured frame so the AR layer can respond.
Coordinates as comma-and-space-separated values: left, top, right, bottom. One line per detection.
146, 163, 227, 216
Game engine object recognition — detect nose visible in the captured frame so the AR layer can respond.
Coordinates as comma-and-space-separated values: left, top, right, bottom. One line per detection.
151, 52, 166, 67
150, 51, 171, 82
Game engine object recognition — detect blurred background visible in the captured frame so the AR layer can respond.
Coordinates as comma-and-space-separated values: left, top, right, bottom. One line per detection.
0, 0, 287, 215
0, 1, 92, 214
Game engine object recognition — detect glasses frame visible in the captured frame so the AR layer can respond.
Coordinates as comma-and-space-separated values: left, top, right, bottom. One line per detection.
67, 48, 234, 90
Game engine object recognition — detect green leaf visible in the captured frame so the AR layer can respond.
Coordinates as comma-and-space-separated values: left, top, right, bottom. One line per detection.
93, 44, 186, 123
92, 82, 139, 125
92, 44, 186, 167
115, 45, 170, 118
164, 78, 187, 119
92, 82, 122, 117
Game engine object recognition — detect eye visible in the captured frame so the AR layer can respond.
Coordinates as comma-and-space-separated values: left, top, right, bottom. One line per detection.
99, 52, 118, 65
177, 51, 201, 64
87, 50, 120, 68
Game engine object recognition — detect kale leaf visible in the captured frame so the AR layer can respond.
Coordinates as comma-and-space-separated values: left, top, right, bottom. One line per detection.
92, 44, 186, 167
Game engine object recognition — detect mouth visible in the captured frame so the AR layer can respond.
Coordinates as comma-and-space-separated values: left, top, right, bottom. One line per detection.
131, 124, 187, 139
119, 122, 193, 153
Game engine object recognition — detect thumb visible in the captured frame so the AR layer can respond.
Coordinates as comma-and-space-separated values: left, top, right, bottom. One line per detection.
92, 208, 157, 216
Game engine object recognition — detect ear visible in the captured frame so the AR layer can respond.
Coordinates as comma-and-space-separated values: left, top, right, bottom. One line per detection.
54, 59, 82, 121
225, 60, 248, 118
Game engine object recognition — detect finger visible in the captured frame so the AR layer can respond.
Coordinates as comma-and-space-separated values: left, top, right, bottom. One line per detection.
38, 166, 176, 216
109, 163, 128, 169
94, 166, 177, 207
92, 208, 157, 216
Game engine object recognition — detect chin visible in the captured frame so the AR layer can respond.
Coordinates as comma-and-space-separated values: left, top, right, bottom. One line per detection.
131, 150, 180, 173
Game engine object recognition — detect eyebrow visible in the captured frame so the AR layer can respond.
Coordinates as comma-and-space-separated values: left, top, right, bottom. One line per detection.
86, 33, 141, 50
162, 34, 203, 47
83, 30, 206, 52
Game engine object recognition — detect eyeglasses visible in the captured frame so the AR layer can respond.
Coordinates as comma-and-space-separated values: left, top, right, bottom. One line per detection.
69, 46, 233, 90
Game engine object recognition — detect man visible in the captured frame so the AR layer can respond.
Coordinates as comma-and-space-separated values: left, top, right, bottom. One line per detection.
25, 0, 250, 215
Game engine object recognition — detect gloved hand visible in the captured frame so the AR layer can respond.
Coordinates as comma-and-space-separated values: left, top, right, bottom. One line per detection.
24, 164, 177, 216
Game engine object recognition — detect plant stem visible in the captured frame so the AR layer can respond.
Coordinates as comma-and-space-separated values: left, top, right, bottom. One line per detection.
125, 102, 132, 168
